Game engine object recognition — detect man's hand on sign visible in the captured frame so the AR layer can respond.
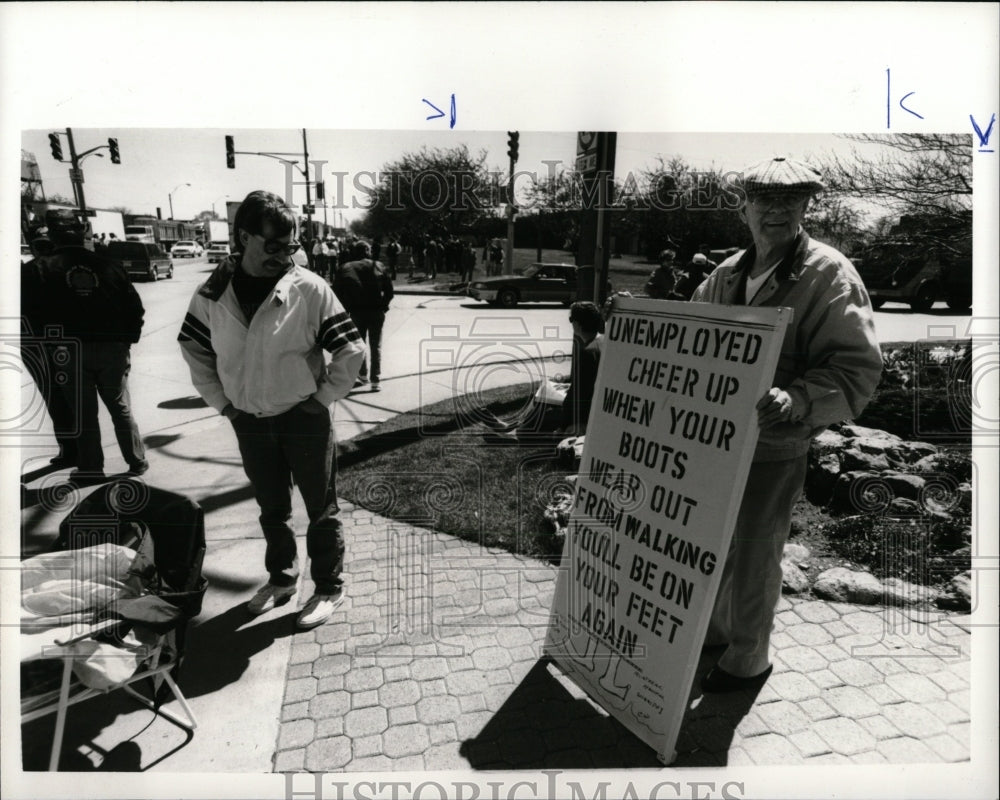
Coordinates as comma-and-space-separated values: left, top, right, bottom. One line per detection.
756, 387, 797, 428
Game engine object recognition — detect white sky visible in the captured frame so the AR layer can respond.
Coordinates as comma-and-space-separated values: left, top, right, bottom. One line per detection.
20, 128, 896, 224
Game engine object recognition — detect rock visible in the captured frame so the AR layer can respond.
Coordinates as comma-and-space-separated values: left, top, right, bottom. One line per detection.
831, 471, 893, 514
913, 452, 973, 482
881, 471, 927, 501
888, 497, 923, 517
886, 440, 939, 464
783, 542, 811, 562
935, 571, 972, 611
810, 429, 849, 459
813, 566, 884, 605
841, 447, 891, 472
882, 577, 935, 606
781, 560, 810, 594
806, 453, 841, 505
839, 424, 903, 442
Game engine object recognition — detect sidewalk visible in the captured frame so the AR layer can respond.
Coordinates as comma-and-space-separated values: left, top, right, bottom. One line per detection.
18, 365, 973, 774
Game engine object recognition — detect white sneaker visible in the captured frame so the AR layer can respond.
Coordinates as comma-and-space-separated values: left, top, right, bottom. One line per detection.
296, 590, 344, 630
247, 583, 297, 615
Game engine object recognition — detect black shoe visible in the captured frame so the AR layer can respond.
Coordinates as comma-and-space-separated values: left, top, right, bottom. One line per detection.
127, 461, 149, 476
69, 469, 109, 487
701, 664, 773, 693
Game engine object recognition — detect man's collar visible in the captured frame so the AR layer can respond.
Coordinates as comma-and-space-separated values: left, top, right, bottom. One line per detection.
733, 228, 810, 280
199, 254, 296, 301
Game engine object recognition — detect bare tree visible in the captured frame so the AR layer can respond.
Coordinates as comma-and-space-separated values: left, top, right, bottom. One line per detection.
822, 134, 972, 224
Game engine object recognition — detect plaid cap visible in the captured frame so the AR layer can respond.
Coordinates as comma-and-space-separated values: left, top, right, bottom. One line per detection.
739, 157, 825, 195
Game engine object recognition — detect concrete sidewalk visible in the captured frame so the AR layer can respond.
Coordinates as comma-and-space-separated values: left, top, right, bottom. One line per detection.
18, 364, 973, 774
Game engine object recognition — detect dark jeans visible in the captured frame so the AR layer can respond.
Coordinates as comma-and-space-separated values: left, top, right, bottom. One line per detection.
350, 310, 385, 383
63, 341, 145, 472
23, 340, 79, 461
231, 405, 344, 593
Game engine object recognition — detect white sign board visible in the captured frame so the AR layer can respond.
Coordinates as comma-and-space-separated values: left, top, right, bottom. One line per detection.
544, 297, 790, 763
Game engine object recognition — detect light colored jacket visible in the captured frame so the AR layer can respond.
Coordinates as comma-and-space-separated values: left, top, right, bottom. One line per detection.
178, 257, 365, 417
692, 230, 883, 462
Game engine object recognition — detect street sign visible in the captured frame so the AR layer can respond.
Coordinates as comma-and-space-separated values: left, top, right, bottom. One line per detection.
82, 209, 97, 217
575, 153, 598, 173
302, 204, 315, 215
68, 168, 84, 183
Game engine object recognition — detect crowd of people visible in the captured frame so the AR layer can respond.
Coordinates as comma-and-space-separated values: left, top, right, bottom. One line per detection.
23, 158, 883, 683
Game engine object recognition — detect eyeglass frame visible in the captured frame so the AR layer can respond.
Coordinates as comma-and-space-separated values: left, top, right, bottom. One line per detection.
745, 191, 811, 210
252, 232, 302, 256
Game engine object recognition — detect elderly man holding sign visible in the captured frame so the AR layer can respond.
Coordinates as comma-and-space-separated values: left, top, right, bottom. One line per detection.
692, 158, 883, 692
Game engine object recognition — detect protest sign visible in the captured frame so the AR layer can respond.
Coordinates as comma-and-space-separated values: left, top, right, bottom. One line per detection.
544, 296, 790, 763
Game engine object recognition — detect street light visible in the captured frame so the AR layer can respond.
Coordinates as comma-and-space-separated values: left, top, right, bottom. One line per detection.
212, 194, 230, 216
169, 182, 191, 220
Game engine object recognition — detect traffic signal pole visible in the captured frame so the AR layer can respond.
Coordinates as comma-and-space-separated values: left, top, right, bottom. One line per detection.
65, 128, 87, 215
505, 131, 519, 274
302, 128, 314, 243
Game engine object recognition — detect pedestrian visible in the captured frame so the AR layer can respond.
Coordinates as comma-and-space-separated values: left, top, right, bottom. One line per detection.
644, 249, 677, 299
21, 236, 79, 468
460, 241, 477, 283
426, 238, 438, 279
327, 237, 340, 282
489, 239, 503, 275
178, 190, 365, 629
333, 240, 394, 392
371, 236, 382, 263
312, 238, 329, 279
670, 257, 704, 301
32, 209, 147, 483
693, 157, 882, 692
386, 237, 401, 280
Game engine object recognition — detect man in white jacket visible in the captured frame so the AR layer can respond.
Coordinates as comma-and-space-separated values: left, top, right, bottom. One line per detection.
178, 191, 365, 630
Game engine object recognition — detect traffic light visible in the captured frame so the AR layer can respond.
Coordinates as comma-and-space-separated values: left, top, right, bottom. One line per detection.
49, 133, 63, 161
315, 181, 325, 201
507, 131, 520, 163
108, 137, 120, 164
225, 135, 235, 168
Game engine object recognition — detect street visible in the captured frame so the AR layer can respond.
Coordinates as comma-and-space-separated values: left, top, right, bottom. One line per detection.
18, 253, 975, 479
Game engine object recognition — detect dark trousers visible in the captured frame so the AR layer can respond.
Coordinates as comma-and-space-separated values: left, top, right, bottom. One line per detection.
350, 310, 385, 383
63, 341, 145, 472
231, 405, 344, 593
23, 340, 79, 461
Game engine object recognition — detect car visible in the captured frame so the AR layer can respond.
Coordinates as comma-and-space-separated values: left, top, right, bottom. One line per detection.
467, 262, 609, 308
171, 240, 201, 258
206, 242, 231, 263
107, 241, 173, 281
21, 244, 33, 264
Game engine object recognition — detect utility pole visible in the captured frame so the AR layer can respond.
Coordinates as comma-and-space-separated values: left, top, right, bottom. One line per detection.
302, 128, 313, 242
65, 128, 87, 214
505, 131, 519, 274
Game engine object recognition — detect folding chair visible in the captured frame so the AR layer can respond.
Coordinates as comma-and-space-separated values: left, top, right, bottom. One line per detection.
21, 479, 208, 771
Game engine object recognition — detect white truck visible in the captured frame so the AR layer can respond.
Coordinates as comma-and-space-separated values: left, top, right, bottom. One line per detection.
202, 219, 230, 247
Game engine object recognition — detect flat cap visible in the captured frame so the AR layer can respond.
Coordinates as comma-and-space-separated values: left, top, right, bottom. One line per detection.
739, 157, 825, 195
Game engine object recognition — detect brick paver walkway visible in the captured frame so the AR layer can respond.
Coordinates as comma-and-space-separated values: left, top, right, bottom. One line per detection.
274, 505, 970, 771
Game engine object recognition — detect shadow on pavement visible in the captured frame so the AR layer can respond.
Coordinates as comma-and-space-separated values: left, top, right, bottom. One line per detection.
143, 433, 183, 449
180, 604, 298, 699
460, 656, 765, 769
21, 677, 194, 772
459, 659, 662, 769
158, 396, 208, 410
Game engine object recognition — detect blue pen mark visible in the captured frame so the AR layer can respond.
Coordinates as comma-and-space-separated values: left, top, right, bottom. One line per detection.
899, 91, 923, 120
450, 93, 456, 129
423, 98, 445, 121
886, 68, 923, 127
970, 113, 996, 152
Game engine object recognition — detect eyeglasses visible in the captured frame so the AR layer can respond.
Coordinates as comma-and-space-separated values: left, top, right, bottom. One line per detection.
747, 192, 808, 209
254, 233, 301, 256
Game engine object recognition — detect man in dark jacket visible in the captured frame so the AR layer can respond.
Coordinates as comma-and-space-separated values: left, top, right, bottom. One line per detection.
333, 241, 394, 391
32, 209, 147, 483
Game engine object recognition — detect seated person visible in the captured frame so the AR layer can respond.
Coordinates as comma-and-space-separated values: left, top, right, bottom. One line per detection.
483, 301, 605, 444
